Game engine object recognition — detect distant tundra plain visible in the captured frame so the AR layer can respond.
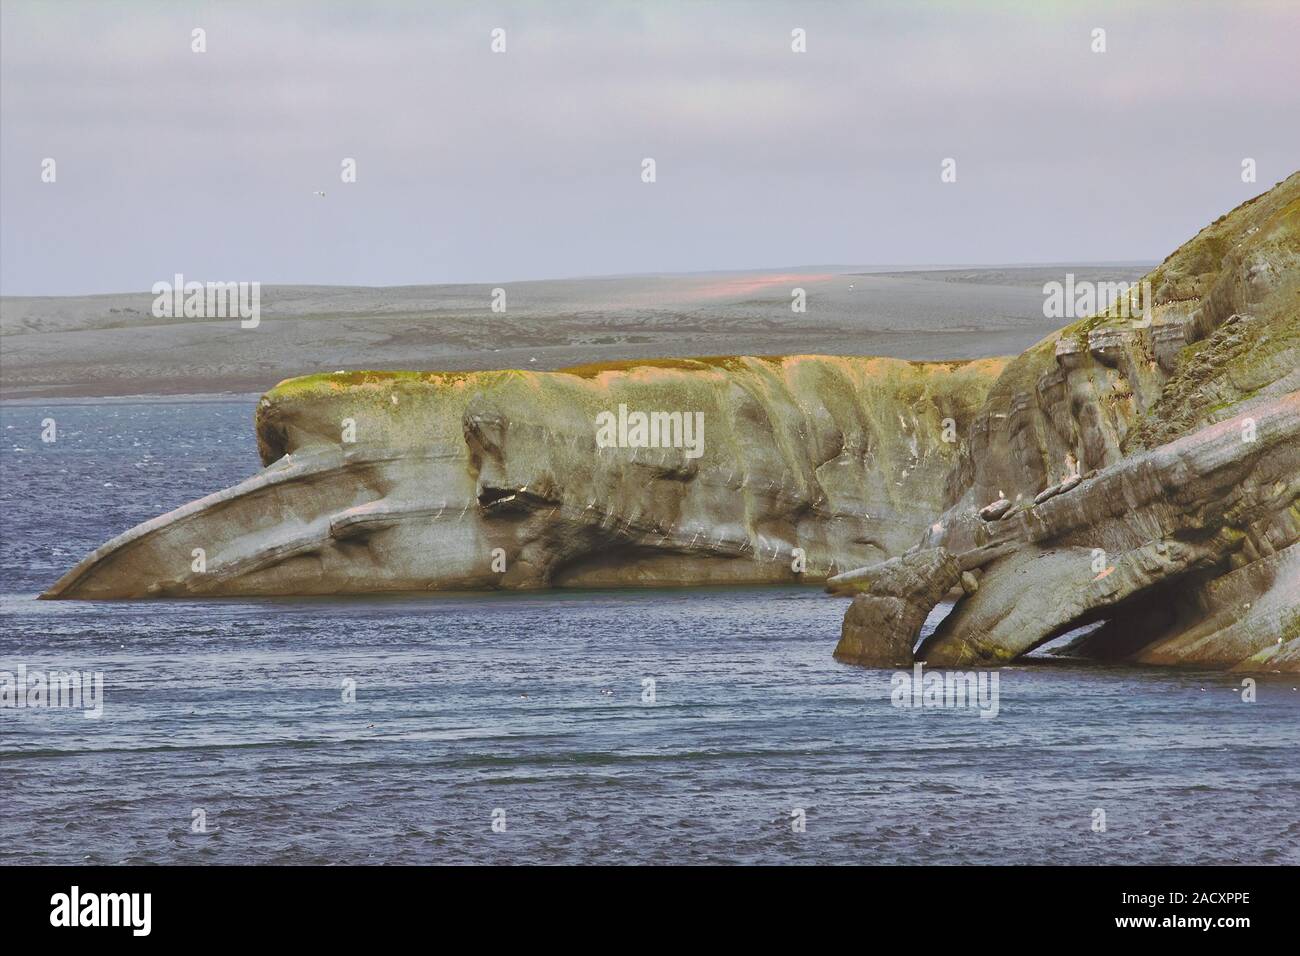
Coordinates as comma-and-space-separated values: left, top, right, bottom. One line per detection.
0, 264, 1148, 400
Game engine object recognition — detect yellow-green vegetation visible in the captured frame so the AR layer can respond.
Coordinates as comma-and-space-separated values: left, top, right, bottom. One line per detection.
266, 368, 478, 398
975, 172, 1299, 459
928, 170, 1300, 517
1146, 180, 1299, 306
1126, 303, 1299, 450
255, 354, 1009, 476
1054, 173, 1300, 346
268, 353, 998, 395
557, 354, 781, 378
1123, 178, 1300, 450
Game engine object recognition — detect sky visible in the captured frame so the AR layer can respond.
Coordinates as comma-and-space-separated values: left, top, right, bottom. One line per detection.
1, 0, 1297, 295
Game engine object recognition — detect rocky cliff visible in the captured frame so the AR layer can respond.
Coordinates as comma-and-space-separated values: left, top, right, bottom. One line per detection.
833, 172, 1300, 672
44, 355, 1003, 598
43, 174, 1300, 674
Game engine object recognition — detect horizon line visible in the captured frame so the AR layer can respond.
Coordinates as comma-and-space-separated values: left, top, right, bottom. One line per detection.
0, 259, 1159, 300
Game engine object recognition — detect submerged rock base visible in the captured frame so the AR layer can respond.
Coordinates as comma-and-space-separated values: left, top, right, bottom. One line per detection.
834, 548, 960, 667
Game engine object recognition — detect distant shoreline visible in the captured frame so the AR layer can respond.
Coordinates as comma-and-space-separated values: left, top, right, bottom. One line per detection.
0, 391, 262, 407
0, 262, 1157, 301
0, 264, 1149, 402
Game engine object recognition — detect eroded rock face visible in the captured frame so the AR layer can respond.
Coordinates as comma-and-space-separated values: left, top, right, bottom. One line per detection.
44, 355, 1004, 598
833, 171, 1300, 672
1061, 541, 1300, 671
42, 174, 1300, 675
920, 393, 1299, 666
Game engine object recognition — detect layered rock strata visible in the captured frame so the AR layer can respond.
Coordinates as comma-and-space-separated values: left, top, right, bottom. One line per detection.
833, 172, 1300, 671
44, 355, 1003, 598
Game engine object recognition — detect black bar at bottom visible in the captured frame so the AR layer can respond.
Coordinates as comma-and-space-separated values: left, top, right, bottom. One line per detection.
0, 865, 1287, 941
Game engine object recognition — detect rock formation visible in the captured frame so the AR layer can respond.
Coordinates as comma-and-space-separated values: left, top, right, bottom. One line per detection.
833, 548, 961, 667
44, 355, 1003, 598
833, 172, 1300, 672
43, 171, 1300, 675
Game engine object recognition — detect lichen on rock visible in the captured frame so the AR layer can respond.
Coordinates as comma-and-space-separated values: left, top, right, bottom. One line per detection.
44, 355, 1005, 599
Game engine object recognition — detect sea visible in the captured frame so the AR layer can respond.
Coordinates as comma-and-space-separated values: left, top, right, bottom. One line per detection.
1, 398, 1297, 865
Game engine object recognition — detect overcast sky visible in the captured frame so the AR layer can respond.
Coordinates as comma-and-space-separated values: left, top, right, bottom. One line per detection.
1, 0, 1297, 295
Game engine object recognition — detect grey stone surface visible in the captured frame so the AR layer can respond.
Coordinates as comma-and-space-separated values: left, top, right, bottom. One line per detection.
44, 355, 1003, 598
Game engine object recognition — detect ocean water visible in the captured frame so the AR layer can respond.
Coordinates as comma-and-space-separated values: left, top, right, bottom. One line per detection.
1, 399, 1297, 865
